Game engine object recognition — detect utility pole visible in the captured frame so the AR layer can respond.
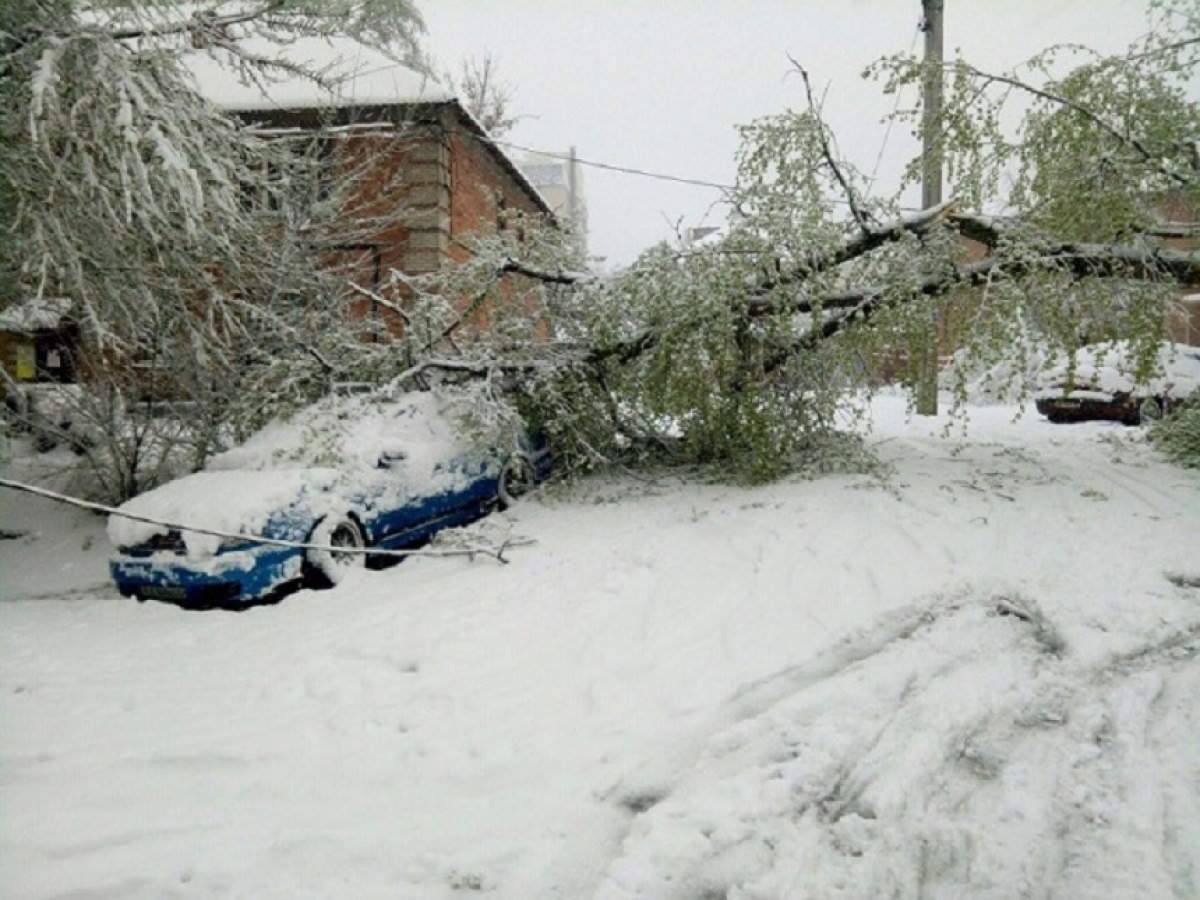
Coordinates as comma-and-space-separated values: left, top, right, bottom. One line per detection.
566, 145, 579, 232
917, 0, 944, 415
566, 145, 586, 257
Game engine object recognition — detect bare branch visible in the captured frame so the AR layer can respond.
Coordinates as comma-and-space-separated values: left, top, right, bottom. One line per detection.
349, 282, 410, 324
788, 54, 875, 234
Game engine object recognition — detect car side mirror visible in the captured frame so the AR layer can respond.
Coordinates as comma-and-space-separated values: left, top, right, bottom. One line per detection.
376, 449, 407, 469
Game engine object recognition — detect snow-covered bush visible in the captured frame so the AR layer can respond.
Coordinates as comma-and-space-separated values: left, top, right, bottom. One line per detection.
1151, 390, 1200, 468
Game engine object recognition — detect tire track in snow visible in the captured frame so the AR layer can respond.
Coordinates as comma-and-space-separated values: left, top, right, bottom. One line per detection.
590, 591, 1200, 899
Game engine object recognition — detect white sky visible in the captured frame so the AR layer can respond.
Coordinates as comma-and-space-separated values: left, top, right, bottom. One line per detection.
419, 1, 1162, 265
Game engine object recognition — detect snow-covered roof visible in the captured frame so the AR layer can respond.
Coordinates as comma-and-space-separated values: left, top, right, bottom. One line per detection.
187, 37, 450, 112
186, 38, 552, 217
0, 297, 72, 334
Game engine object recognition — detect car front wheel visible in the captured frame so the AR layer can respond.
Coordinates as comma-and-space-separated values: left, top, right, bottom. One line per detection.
305, 515, 367, 587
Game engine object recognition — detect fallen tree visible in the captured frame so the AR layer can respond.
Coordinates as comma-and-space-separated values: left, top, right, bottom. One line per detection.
361, 2, 1200, 482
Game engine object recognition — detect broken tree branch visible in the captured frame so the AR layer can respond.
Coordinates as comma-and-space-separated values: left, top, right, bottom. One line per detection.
745, 199, 956, 312
788, 54, 875, 235
787, 242, 1200, 356
951, 60, 1193, 186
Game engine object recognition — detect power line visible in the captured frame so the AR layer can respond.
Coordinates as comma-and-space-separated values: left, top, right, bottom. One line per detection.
486, 136, 738, 192
868, 20, 923, 194
483, 132, 924, 212
344, 60, 923, 210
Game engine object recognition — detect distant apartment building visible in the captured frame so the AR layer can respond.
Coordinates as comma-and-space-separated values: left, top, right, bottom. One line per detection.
517, 150, 588, 256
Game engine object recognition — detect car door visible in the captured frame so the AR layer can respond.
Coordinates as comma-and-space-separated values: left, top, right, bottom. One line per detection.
364, 447, 492, 547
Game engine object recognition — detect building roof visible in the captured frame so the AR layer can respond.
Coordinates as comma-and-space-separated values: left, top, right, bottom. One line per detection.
449, 103, 554, 217
0, 297, 73, 334
187, 40, 551, 217
188, 37, 451, 111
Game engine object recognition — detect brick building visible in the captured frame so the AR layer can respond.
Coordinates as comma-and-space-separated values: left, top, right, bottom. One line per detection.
202, 54, 555, 334
1, 57, 556, 393
1158, 191, 1200, 345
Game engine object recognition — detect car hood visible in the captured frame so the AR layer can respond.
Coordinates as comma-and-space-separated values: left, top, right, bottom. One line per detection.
108, 468, 340, 559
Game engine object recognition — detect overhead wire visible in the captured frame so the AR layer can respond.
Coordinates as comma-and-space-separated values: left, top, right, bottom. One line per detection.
346, 60, 929, 213
474, 131, 923, 213
481, 137, 737, 193
867, 19, 923, 196
0, 478, 530, 564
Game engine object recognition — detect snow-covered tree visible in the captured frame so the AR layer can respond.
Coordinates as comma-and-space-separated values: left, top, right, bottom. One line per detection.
1, 1, 428, 500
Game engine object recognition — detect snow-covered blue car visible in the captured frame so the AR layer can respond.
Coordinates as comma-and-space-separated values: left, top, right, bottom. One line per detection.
108, 392, 547, 606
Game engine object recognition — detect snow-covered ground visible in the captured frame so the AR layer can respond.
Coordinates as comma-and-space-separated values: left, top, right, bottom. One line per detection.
2, 396, 1198, 899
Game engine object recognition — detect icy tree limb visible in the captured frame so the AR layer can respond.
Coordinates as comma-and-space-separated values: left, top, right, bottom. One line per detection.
1145, 222, 1200, 239
106, 2, 289, 43
499, 258, 589, 285
743, 200, 956, 315
349, 282, 411, 325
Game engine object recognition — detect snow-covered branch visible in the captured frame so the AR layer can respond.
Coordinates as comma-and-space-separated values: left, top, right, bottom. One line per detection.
949, 60, 1193, 186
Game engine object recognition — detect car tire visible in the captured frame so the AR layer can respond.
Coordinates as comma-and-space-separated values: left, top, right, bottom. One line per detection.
497, 454, 534, 510
304, 515, 367, 588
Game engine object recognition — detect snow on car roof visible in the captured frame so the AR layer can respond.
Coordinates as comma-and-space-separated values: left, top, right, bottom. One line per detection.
208, 390, 478, 481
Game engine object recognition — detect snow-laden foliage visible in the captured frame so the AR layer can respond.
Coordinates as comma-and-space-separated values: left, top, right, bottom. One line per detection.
868, 0, 1200, 234
857, 3, 1200, 415
1, 1, 427, 501
1151, 389, 1200, 467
